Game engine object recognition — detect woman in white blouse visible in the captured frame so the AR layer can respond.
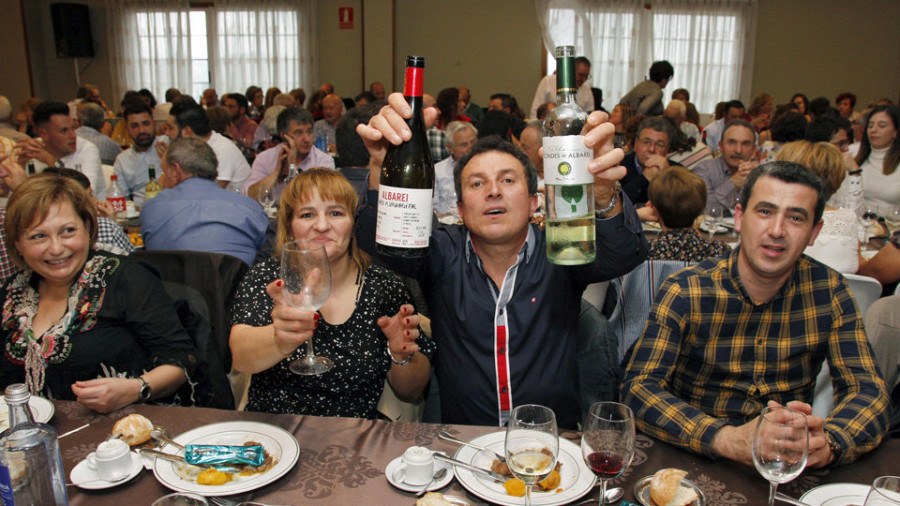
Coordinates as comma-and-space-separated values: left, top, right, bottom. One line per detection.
858, 105, 900, 217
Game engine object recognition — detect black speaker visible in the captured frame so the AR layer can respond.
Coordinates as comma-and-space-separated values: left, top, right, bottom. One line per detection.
50, 3, 95, 58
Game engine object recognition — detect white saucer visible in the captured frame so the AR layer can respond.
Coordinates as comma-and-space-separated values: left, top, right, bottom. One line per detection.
70, 452, 143, 490
385, 455, 452, 493
799, 483, 871, 506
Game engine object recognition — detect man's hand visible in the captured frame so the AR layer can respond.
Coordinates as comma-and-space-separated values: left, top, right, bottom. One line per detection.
730, 160, 757, 189
356, 93, 439, 172
0, 155, 27, 196
781, 400, 832, 468
643, 154, 670, 181
15, 137, 55, 167
155, 140, 169, 161
711, 418, 758, 466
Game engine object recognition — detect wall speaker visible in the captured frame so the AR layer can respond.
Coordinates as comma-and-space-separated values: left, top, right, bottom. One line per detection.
50, 3, 95, 58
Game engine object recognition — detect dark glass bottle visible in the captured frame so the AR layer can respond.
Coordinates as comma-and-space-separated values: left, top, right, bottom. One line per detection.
376, 55, 435, 258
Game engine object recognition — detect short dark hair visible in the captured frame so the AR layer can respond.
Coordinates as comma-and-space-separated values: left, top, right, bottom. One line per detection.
165, 88, 182, 103
835, 92, 856, 108
223, 93, 248, 112
741, 161, 826, 225
276, 107, 314, 135
174, 105, 211, 137
808, 97, 831, 118
138, 89, 157, 108
454, 136, 538, 202
354, 91, 377, 104
123, 102, 153, 123
724, 100, 746, 116
41, 167, 92, 189
336, 100, 384, 167
771, 111, 808, 143
32, 101, 70, 128
721, 120, 756, 142
805, 114, 847, 143
648, 61, 674, 83
575, 56, 591, 68
169, 95, 199, 116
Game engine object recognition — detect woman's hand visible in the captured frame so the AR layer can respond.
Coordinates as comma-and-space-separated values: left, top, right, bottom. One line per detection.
71, 378, 141, 413
267, 279, 319, 356
378, 304, 420, 361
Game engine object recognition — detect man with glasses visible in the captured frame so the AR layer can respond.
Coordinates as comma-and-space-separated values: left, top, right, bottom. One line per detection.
620, 117, 679, 206
529, 56, 594, 118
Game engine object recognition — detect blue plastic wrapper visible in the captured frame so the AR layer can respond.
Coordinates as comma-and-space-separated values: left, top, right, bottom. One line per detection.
184, 445, 265, 466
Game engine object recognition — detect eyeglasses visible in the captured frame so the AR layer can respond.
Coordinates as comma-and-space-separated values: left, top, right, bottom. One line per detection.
638, 137, 669, 151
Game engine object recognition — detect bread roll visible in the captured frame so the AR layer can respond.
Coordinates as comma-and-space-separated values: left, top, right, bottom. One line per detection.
650, 468, 699, 506
416, 492, 452, 506
111, 413, 153, 446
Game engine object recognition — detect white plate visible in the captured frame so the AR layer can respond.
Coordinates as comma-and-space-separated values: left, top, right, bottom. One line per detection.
799, 483, 871, 505
70, 452, 143, 490
151, 421, 300, 497
0, 395, 55, 431
452, 432, 596, 506
385, 454, 453, 493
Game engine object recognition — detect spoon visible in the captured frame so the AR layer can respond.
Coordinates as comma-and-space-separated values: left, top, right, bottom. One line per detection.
150, 426, 185, 452
415, 467, 448, 497
438, 431, 506, 463
575, 486, 625, 505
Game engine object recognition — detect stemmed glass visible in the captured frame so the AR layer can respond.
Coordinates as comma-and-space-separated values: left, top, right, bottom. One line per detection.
280, 240, 333, 375
505, 405, 559, 506
705, 204, 724, 241
259, 187, 275, 216
752, 406, 809, 506
581, 402, 635, 506
885, 206, 900, 234
861, 207, 878, 245
864, 476, 900, 505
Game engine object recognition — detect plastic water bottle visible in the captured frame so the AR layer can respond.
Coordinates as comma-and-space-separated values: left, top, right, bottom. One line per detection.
0, 384, 68, 505
107, 174, 127, 218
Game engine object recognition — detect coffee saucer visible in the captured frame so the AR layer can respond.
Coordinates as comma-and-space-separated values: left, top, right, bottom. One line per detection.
70, 452, 143, 489
385, 455, 453, 493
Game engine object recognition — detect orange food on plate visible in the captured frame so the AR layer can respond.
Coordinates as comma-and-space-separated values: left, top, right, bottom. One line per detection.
503, 478, 526, 497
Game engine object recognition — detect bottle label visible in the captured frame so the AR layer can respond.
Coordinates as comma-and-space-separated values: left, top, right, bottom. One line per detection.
376, 185, 432, 248
0, 464, 14, 504
404, 67, 424, 98
543, 135, 593, 185
107, 196, 127, 213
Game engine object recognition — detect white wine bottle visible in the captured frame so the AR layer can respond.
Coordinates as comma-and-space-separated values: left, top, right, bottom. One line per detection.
376, 55, 435, 258
144, 164, 161, 201
543, 45, 596, 265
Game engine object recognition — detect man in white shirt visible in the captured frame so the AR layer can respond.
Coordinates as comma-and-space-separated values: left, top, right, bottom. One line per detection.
114, 103, 167, 206
167, 101, 251, 190
530, 56, 594, 118
15, 100, 106, 199
433, 121, 477, 218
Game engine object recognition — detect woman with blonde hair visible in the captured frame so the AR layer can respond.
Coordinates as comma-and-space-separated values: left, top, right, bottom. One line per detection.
229, 168, 434, 417
777, 140, 864, 273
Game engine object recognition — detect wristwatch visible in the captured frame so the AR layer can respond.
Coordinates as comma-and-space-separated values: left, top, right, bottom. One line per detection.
137, 377, 152, 403
54, 159, 64, 168
825, 431, 843, 463
595, 182, 621, 218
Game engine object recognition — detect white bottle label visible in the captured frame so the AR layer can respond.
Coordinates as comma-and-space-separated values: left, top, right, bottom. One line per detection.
543, 135, 593, 185
376, 185, 433, 248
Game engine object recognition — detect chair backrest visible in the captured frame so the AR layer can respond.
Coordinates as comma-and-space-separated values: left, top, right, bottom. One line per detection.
843, 273, 882, 316
131, 250, 248, 371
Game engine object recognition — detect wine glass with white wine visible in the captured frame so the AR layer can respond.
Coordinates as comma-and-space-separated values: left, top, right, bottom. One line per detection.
505, 405, 558, 506
752, 406, 808, 506
280, 240, 333, 375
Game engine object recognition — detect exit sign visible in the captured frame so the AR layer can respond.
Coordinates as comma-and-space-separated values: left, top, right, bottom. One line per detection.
339, 7, 354, 29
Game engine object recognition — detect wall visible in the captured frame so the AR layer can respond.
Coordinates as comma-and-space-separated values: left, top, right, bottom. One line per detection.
317, 1, 363, 99
0, 0, 32, 109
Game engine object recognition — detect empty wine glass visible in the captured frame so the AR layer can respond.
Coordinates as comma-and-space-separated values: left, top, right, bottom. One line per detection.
864, 476, 900, 505
280, 240, 333, 375
752, 406, 808, 506
705, 204, 724, 241
259, 187, 275, 215
885, 206, 900, 234
861, 207, 877, 245
505, 405, 558, 506
581, 402, 635, 506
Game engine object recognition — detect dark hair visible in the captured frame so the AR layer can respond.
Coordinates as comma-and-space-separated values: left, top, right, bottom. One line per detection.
354, 91, 377, 104
724, 100, 746, 117
336, 100, 384, 167
790, 93, 809, 114
835, 92, 856, 108
771, 112, 808, 143
648, 60, 674, 83
138, 89, 158, 108
245, 86, 262, 102
174, 105, 211, 137
121, 90, 143, 108
75, 85, 94, 100
32, 101, 70, 128
536, 102, 554, 120
805, 114, 848, 143
437, 87, 461, 127
223, 93, 248, 112
123, 102, 153, 123
41, 167, 92, 189
169, 95, 199, 116
453, 136, 538, 201
165, 88, 182, 103
206, 105, 231, 134
856, 105, 900, 175
721, 120, 756, 143
741, 161, 826, 225
575, 56, 591, 68
489, 93, 525, 119
672, 88, 690, 102
808, 97, 831, 118
276, 106, 314, 135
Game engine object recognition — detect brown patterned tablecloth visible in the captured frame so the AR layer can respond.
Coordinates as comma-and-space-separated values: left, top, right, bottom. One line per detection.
53, 401, 896, 505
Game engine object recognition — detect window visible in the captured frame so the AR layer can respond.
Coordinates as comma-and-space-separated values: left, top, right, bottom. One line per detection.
540, 0, 757, 114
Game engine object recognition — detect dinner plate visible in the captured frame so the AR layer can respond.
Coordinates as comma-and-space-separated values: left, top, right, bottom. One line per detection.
633, 475, 705, 506
151, 421, 300, 497
0, 395, 55, 431
451, 432, 596, 506
70, 452, 143, 490
799, 483, 871, 506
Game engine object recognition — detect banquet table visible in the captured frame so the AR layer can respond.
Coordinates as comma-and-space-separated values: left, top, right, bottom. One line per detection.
54, 401, 897, 505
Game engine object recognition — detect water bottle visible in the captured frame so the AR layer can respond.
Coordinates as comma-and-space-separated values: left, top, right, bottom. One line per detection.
107, 174, 127, 218
315, 134, 328, 153
0, 384, 68, 505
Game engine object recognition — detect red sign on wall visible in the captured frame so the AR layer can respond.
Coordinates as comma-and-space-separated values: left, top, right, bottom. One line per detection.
339, 7, 354, 29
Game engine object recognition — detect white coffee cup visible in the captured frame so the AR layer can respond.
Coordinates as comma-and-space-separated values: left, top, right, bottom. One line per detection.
392, 446, 434, 486
125, 202, 138, 218
86, 439, 132, 482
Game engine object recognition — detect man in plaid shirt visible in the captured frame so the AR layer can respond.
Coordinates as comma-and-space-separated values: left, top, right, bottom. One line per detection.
622, 161, 889, 468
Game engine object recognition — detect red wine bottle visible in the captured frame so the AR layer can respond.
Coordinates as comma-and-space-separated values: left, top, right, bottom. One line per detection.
375, 55, 435, 258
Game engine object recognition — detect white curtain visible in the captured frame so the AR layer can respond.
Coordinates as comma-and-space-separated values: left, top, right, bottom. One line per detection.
212, 0, 317, 97
106, 0, 193, 103
536, 0, 758, 114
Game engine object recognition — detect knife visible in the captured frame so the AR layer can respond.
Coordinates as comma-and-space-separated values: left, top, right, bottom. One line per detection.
433, 452, 509, 483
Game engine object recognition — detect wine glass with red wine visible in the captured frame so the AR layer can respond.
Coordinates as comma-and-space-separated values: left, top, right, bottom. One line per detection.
581, 402, 635, 504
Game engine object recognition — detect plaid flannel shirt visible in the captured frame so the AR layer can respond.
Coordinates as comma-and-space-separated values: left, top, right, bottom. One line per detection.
621, 247, 889, 464
427, 127, 449, 163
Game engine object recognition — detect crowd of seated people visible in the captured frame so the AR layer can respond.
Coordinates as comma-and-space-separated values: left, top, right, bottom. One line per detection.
0, 65, 897, 473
